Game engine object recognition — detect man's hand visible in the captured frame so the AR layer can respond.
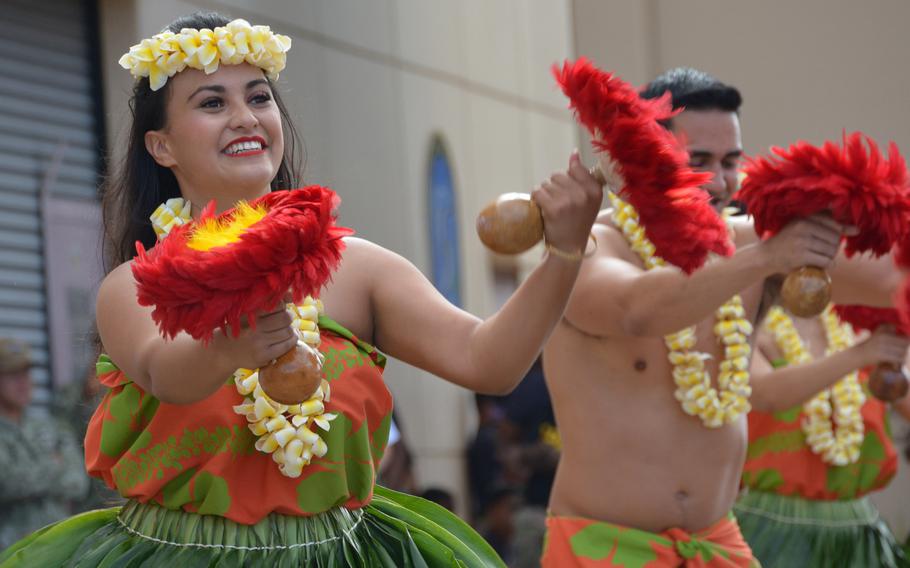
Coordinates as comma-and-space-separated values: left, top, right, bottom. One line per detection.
760, 214, 851, 274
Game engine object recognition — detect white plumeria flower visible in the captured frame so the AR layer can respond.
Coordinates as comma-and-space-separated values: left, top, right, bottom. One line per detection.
313, 413, 337, 431
178, 28, 219, 72
121, 19, 291, 90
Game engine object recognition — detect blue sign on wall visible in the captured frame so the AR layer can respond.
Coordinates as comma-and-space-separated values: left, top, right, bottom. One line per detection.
427, 136, 462, 307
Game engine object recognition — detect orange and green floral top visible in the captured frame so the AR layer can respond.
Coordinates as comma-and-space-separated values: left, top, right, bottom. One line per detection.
742, 369, 897, 501
84, 316, 392, 525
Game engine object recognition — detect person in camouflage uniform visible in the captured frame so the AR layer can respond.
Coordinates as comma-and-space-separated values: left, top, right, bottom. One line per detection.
0, 338, 89, 551
53, 361, 122, 513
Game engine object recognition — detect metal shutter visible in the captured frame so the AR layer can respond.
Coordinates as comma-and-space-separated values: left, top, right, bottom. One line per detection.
0, 0, 100, 407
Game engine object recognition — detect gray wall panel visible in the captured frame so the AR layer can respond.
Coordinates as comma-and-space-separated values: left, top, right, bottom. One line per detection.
0, 0, 98, 409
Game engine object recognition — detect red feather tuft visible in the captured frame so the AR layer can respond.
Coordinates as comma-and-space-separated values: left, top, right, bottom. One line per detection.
833, 305, 905, 335
552, 58, 733, 274
131, 187, 353, 342
737, 133, 910, 257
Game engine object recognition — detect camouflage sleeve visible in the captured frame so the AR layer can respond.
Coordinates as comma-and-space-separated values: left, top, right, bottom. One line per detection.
0, 427, 58, 502
47, 420, 90, 500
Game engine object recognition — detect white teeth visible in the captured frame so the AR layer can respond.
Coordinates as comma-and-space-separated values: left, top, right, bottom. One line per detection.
225, 140, 263, 155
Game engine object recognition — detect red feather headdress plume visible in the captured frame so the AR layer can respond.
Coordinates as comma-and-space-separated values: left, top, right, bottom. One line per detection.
132, 187, 353, 342
553, 58, 733, 274
736, 132, 910, 257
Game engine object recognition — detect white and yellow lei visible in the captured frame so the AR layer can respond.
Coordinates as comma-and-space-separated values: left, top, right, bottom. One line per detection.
765, 306, 865, 466
151, 198, 335, 478
119, 18, 292, 91
609, 193, 753, 428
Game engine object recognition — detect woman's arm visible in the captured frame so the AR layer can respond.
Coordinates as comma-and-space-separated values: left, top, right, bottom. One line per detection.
368, 152, 602, 394
750, 326, 910, 412
367, 243, 584, 394
96, 262, 298, 404
829, 251, 906, 307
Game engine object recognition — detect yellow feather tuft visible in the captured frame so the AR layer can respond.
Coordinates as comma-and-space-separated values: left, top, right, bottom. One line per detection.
187, 202, 267, 251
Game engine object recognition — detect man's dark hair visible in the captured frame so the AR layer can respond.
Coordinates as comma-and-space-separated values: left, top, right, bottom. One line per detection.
640, 67, 742, 127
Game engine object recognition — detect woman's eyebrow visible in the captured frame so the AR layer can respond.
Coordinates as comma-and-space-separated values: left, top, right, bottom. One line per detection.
187, 84, 225, 101
187, 79, 270, 102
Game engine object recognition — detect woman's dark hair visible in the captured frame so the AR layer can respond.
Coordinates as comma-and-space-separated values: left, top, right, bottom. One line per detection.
101, 11, 303, 271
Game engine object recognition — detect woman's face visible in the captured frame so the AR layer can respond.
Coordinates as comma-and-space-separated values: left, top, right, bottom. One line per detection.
145, 63, 285, 209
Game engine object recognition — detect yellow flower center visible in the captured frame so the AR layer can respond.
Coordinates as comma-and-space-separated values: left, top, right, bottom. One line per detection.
186, 202, 267, 251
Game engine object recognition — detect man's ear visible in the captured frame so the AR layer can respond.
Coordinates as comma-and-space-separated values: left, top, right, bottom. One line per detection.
145, 130, 177, 168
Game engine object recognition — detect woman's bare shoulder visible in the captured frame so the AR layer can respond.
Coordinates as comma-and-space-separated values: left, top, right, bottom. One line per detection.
339, 236, 409, 269
97, 261, 136, 305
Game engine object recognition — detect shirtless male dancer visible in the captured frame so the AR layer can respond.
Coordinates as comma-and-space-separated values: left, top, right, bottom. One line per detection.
540, 68, 901, 567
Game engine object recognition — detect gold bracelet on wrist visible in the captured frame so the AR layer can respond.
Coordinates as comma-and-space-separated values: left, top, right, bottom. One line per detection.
546, 234, 597, 262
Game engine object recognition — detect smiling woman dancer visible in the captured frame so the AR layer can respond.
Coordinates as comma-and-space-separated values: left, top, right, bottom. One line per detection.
0, 12, 601, 567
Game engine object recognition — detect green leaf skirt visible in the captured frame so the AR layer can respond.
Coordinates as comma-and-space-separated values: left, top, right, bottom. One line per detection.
0, 486, 505, 567
734, 490, 909, 568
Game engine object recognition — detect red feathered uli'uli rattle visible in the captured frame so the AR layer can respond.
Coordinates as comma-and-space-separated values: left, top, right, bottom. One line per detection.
737, 133, 910, 317
833, 305, 909, 402
477, 58, 734, 274
132, 187, 352, 405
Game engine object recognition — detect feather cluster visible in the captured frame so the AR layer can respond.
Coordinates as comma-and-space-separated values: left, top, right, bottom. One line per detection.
833, 305, 905, 335
132, 187, 352, 342
553, 58, 732, 274
737, 132, 910, 257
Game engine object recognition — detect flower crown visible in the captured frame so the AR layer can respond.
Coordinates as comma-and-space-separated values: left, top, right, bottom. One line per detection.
119, 18, 292, 91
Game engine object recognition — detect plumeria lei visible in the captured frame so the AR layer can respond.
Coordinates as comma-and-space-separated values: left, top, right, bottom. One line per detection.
765, 305, 865, 466
609, 193, 753, 428
119, 18, 292, 91
150, 198, 335, 478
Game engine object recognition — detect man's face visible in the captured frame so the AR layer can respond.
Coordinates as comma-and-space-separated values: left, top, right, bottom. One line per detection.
671, 109, 742, 211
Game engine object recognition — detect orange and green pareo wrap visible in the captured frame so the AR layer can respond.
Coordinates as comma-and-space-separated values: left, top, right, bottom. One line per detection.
541, 513, 757, 567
